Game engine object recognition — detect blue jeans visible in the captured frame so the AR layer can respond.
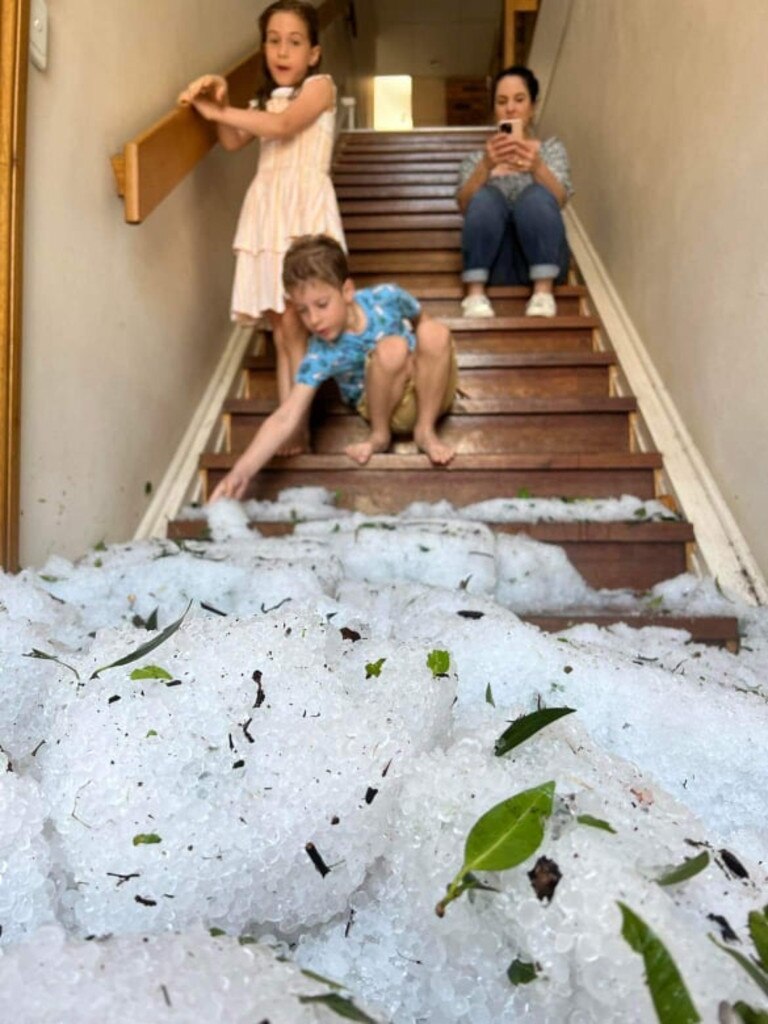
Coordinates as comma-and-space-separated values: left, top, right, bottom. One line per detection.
461, 183, 569, 286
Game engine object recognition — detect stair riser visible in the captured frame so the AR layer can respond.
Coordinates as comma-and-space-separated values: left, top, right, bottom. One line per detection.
450, 331, 595, 353
202, 466, 659, 503
334, 173, 461, 186
228, 415, 632, 455
338, 185, 458, 200
347, 230, 462, 250
349, 251, 461, 272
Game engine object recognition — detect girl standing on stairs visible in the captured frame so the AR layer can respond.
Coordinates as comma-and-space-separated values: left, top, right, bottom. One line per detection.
178, 0, 346, 454
456, 65, 573, 320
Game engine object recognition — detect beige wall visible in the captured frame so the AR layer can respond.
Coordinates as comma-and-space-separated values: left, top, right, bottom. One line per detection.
20, 1, 355, 566
533, 0, 768, 580
412, 76, 447, 127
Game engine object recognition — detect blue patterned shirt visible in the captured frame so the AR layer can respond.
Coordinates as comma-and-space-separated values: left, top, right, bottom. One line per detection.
295, 285, 421, 406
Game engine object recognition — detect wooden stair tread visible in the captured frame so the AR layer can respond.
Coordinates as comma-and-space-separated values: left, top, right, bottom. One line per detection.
446, 315, 600, 331
417, 284, 588, 299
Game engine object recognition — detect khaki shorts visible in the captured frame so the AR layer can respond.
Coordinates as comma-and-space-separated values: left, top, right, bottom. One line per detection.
356, 341, 458, 435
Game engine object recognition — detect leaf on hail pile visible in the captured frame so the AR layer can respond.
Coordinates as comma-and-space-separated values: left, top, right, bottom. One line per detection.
618, 902, 701, 1024
656, 851, 710, 887
494, 707, 575, 757
436, 781, 555, 917
90, 602, 191, 679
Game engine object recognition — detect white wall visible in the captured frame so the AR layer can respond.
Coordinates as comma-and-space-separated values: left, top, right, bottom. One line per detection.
533, 0, 768, 581
20, 1, 356, 566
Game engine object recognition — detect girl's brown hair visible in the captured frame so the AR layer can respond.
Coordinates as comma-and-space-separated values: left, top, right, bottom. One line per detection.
256, 0, 321, 105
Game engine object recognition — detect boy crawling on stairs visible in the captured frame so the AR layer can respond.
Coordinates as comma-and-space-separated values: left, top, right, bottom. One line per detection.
210, 234, 458, 502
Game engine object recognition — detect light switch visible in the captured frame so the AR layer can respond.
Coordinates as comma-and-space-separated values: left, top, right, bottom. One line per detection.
30, 0, 48, 71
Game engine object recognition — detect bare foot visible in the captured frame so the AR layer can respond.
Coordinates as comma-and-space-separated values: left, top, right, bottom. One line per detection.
414, 428, 455, 466
345, 432, 391, 466
276, 430, 310, 457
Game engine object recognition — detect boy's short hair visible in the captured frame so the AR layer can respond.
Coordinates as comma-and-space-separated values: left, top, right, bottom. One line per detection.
283, 234, 349, 291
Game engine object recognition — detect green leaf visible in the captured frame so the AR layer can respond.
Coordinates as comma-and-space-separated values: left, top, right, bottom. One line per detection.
238, 935, 257, 945
300, 969, 344, 990
365, 657, 386, 679
130, 665, 173, 681
494, 707, 575, 757
748, 907, 768, 972
145, 730, 158, 738
710, 935, 768, 998
656, 851, 710, 887
298, 993, 379, 1022
618, 903, 701, 1024
577, 814, 617, 834
132, 833, 162, 846
23, 648, 80, 681
209, 927, 226, 937
516, 487, 532, 499
485, 683, 495, 707
465, 782, 555, 872
437, 782, 555, 917
507, 958, 538, 985
427, 649, 450, 677
90, 601, 191, 679
733, 1002, 768, 1023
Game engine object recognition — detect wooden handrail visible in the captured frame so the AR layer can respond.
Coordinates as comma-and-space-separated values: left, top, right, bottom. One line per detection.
111, 0, 351, 225
111, 51, 261, 224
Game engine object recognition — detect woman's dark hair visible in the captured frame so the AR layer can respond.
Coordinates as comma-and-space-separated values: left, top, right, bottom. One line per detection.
256, 0, 321, 105
492, 65, 540, 106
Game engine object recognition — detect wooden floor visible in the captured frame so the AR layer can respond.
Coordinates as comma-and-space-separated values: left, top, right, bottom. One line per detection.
170, 129, 739, 648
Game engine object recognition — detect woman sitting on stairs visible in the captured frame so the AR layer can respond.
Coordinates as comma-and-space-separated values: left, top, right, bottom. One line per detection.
456, 65, 573, 320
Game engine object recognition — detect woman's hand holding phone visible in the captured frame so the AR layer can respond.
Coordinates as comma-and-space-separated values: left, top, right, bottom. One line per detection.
487, 122, 542, 174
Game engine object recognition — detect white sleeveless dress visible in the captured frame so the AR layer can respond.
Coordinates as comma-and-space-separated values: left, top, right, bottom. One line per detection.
230, 74, 346, 319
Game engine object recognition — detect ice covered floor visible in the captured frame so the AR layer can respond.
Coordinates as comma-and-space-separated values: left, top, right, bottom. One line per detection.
1, 490, 767, 1023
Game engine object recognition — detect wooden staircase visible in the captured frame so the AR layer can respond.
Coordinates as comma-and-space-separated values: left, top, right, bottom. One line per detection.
169, 128, 739, 648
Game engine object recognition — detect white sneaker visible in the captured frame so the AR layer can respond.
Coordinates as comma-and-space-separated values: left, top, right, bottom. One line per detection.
461, 294, 496, 318
525, 292, 557, 317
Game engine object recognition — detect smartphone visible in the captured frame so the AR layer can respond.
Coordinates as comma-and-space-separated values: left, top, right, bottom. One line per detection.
498, 119, 523, 140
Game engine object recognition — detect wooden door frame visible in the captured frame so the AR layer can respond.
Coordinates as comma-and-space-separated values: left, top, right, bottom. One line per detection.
0, 0, 29, 571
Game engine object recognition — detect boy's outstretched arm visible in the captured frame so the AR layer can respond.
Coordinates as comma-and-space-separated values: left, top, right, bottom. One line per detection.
208, 384, 316, 502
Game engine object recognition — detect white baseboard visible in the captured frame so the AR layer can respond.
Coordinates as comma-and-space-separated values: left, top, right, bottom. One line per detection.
133, 324, 254, 541
565, 207, 768, 605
